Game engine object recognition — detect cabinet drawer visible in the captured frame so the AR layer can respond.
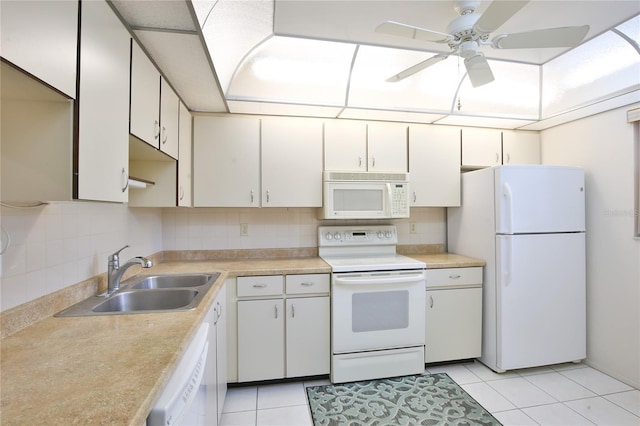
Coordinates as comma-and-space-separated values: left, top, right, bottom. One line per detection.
237, 275, 283, 297
286, 274, 330, 295
426, 267, 482, 288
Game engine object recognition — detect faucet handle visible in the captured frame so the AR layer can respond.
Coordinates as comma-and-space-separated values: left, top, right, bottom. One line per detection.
109, 245, 130, 262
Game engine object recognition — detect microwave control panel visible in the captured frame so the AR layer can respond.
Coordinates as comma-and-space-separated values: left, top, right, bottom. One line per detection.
391, 183, 409, 217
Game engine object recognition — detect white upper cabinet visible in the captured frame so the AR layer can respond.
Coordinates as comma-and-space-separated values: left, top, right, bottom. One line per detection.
130, 41, 161, 149
261, 117, 323, 207
324, 120, 408, 172
367, 122, 408, 172
1, 0, 78, 98
461, 127, 502, 169
409, 125, 461, 207
160, 79, 180, 159
502, 130, 541, 165
178, 102, 192, 207
324, 120, 367, 171
76, 0, 131, 202
193, 116, 261, 207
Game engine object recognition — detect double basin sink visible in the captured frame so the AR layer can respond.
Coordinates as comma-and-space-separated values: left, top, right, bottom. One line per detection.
56, 273, 220, 317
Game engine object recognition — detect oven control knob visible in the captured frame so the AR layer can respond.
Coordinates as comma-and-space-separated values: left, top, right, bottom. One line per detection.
385, 231, 392, 238
376, 231, 383, 239
325, 232, 333, 241
333, 232, 342, 240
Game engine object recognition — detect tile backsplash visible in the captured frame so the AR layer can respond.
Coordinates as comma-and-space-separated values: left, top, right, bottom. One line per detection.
1, 204, 445, 312
0, 202, 162, 311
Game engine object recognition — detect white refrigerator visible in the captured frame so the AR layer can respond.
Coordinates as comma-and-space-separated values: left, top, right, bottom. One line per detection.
448, 165, 586, 372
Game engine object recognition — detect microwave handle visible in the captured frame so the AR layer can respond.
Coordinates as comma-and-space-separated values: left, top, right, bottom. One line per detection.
386, 183, 393, 216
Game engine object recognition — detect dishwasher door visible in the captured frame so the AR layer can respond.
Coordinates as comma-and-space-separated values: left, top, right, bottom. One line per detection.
147, 322, 209, 426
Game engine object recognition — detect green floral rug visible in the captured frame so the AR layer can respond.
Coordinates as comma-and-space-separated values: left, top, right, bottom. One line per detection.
306, 373, 501, 426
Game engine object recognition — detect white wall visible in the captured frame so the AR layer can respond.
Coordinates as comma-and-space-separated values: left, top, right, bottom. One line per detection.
161, 207, 446, 250
541, 105, 640, 388
0, 202, 163, 311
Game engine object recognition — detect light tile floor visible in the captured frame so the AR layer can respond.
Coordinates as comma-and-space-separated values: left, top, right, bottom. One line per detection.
220, 362, 640, 426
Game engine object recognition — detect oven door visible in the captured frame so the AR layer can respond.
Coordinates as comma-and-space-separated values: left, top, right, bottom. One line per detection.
331, 270, 426, 354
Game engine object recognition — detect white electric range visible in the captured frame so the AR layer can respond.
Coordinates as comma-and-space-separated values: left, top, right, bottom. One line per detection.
318, 225, 426, 383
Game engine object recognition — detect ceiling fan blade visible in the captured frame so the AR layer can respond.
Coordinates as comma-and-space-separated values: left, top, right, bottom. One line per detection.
492, 25, 590, 49
386, 54, 449, 82
474, 0, 529, 34
464, 53, 495, 88
376, 21, 453, 43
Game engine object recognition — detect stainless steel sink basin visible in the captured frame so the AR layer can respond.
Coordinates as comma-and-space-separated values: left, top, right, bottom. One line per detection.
130, 273, 218, 289
92, 289, 199, 313
55, 272, 220, 317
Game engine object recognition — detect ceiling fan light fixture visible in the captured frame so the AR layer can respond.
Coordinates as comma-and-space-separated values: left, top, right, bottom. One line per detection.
464, 52, 495, 87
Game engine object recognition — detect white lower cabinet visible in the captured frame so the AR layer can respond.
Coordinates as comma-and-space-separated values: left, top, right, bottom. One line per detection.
425, 267, 483, 363
203, 284, 227, 425
235, 274, 330, 382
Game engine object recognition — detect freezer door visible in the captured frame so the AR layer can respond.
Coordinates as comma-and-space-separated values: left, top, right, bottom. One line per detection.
496, 233, 586, 370
495, 165, 585, 234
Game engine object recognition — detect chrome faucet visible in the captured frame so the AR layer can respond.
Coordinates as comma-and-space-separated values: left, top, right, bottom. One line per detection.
107, 245, 153, 295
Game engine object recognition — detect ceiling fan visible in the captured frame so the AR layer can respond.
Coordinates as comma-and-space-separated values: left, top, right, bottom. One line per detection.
376, 0, 590, 87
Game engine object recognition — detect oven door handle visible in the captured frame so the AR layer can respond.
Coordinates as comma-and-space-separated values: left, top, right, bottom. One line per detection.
334, 273, 424, 286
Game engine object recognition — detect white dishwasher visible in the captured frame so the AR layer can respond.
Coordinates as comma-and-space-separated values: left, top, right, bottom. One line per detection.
147, 322, 209, 426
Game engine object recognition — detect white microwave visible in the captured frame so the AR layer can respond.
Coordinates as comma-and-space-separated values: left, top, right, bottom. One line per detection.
321, 171, 410, 219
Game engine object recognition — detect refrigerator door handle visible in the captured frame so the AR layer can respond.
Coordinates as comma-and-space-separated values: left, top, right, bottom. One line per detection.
503, 183, 514, 234
503, 237, 512, 286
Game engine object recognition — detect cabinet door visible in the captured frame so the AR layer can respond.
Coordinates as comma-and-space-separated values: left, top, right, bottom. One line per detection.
177, 102, 192, 206
324, 119, 367, 171
160, 78, 179, 159
409, 125, 461, 207
130, 41, 160, 148
237, 299, 285, 382
1, 0, 78, 98
193, 116, 260, 207
214, 285, 227, 423
367, 122, 408, 172
261, 117, 323, 207
286, 296, 330, 377
502, 130, 541, 165
76, 0, 130, 202
425, 288, 482, 363
461, 127, 502, 168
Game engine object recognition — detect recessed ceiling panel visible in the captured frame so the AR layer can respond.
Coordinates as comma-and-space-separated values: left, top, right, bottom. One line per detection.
436, 115, 536, 129
542, 24, 640, 117
349, 45, 462, 113
273, 0, 640, 65
227, 36, 356, 106
228, 100, 343, 118
111, 0, 196, 31
339, 107, 447, 124
456, 60, 540, 119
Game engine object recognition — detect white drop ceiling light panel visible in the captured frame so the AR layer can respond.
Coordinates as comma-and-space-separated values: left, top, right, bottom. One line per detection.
227, 100, 344, 118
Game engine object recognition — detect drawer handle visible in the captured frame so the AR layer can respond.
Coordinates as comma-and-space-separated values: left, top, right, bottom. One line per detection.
291, 304, 295, 318
253, 284, 267, 288
449, 274, 461, 279
274, 304, 278, 319
430, 295, 434, 308
300, 282, 315, 287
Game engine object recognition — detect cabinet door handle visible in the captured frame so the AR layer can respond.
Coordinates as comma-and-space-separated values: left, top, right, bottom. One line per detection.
358, 156, 363, 168
154, 120, 160, 140
495, 152, 500, 163
266, 190, 270, 203
252, 283, 267, 288
291, 304, 295, 318
121, 168, 128, 193
371, 156, 376, 168
430, 295, 434, 308
300, 282, 315, 287
162, 126, 167, 144
506, 153, 511, 163
274, 304, 278, 319
250, 190, 254, 203
413, 192, 417, 203
449, 274, 461, 279
179, 186, 184, 201
216, 301, 222, 321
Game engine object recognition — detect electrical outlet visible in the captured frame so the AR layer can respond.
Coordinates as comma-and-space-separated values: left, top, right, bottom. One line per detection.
240, 223, 249, 236
410, 222, 417, 234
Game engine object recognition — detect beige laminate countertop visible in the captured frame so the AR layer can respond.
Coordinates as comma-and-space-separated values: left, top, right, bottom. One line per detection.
0, 254, 481, 425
